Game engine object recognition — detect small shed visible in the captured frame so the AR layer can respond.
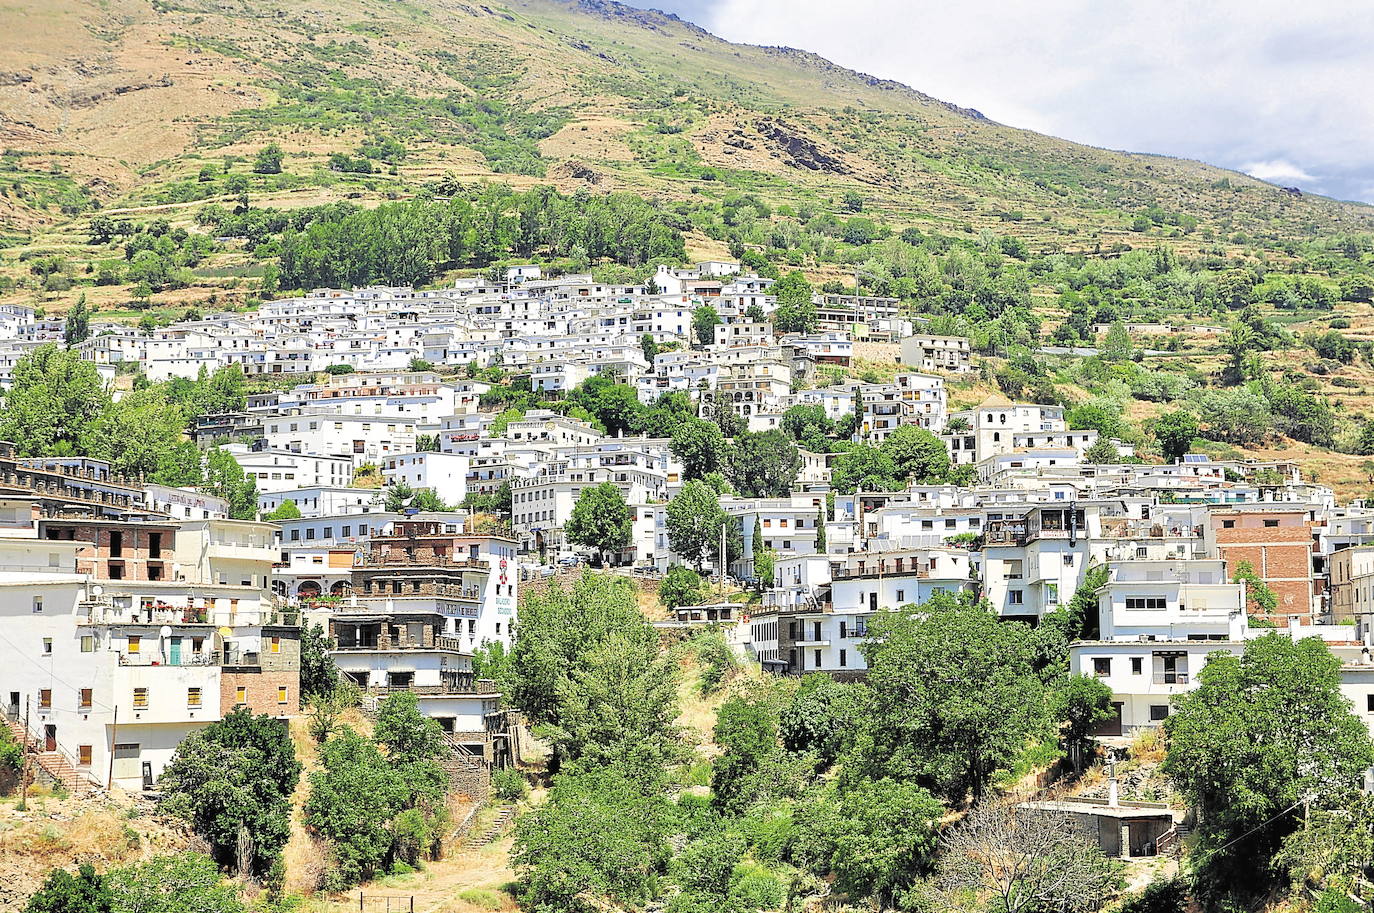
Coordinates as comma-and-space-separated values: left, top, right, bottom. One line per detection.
1017, 795, 1182, 858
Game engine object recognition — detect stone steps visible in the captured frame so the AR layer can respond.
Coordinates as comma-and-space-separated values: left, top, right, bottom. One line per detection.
462, 804, 516, 849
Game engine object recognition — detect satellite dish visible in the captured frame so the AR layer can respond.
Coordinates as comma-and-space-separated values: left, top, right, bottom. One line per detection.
91, 585, 104, 596
159, 625, 172, 638
218, 626, 233, 637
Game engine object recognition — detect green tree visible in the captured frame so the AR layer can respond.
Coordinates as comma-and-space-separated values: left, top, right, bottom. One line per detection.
659, 565, 706, 609
772, 270, 816, 333
568, 375, 647, 437
711, 693, 785, 814
640, 332, 658, 363
252, 144, 283, 174
692, 305, 720, 346
85, 389, 194, 483
725, 430, 801, 498
1339, 274, 1374, 303
880, 424, 951, 483
24, 865, 112, 913
0, 343, 109, 457
158, 707, 302, 875
778, 674, 863, 768
203, 448, 258, 519
265, 499, 301, 521
670, 417, 727, 482
1083, 437, 1120, 464
1153, 410, 1199, 463
753, 544, 775, 589
780, 403, 833, 442
665, 480, 728, 571
831, 445, 899, 493
857, 593, 1045, 802
513, 768, 674, 913
1100, 320, 1134, 361
489, 406, 525, 435
815, 506, 827, 552
1065, 403, 1122, 439
63, 294, 91, 347
304, 726, 445, 886
1232, 558, 1278, 618
299, 623, 337, 704
384, 481, 449, 513
373, 691, 444, 764
106, 854, 244, 913
566, 482, 632, 566
507, 573, 681, 777
1052, 675, 1114, 773
1164, 635, 1374, 909
829, 779, 943, 906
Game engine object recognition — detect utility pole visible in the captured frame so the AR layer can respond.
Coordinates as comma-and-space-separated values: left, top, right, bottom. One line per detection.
107, 705, 119, 791
18, 697, 30, 811
719, 517, 727, 601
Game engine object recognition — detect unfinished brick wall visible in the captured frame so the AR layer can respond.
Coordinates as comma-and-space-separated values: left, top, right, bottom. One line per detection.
220, 668, 300, 716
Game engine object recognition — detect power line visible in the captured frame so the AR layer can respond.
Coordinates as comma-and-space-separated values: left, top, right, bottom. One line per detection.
1192, 797, 1310, 864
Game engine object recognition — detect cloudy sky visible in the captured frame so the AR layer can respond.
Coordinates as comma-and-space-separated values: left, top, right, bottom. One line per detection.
638, 0, 1374, 204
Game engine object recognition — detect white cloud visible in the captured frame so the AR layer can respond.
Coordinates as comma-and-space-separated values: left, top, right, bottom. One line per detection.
672, 0, 1374, 202
1242, 160, 1316, 186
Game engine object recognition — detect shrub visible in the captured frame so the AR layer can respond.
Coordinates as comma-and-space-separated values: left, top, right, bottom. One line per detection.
492, 767, 529, 802
1118, 877, 1189, 913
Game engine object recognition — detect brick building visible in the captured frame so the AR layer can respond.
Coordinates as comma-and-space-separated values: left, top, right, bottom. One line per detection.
39, 517, 178, 582
219, 627, 302, 717
1206, 507, 1317, 622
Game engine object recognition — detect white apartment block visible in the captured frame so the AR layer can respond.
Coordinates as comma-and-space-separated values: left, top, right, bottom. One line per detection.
381, 451, 470, 506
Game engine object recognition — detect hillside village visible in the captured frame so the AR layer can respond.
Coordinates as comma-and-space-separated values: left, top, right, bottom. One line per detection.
5, 0, 1374, 911
1, 261, 1374, 911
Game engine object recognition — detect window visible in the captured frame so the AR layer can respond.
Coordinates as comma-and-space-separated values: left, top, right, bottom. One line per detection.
79, 688, 92, 709
32, 596, 42, 614
42, 637, 52, 655
1131, 657, 1143, 675
814, 649, 821, 668
235, 687, 247, 706
278, 686, 288, 705
1092, 658, 1111, 677
1008, 590, 1024, 605
187, 687, 202, 708
895, 589, 905, 603
133, 688, 148, 709
39, 689, 52, 709
78, 745, 92, 766
839, 649, 847, 667
127, 635, 141, 655
1125, 596, 1168, 611
1222, 519, 1235, 529
270, 636, 281, 654
1149, 705, 1170, 721
1367, 694, 1374, 713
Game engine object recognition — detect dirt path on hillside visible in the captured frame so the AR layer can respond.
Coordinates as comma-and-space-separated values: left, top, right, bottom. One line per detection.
319, 837, 518, 913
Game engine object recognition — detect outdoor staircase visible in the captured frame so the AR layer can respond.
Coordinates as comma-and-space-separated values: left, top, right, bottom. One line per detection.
1156, 822, 1191, 857
463, 804, 517, 849
3, 718, 98, 796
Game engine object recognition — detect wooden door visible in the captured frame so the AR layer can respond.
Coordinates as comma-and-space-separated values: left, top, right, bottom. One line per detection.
43, 724, 56, 752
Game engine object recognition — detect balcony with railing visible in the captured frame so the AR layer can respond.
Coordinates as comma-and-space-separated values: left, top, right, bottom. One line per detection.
356, 553, 488, 570
351, 581, 482, 600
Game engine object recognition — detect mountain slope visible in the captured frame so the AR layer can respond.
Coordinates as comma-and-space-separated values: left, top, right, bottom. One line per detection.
1, 0, 1371, 243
